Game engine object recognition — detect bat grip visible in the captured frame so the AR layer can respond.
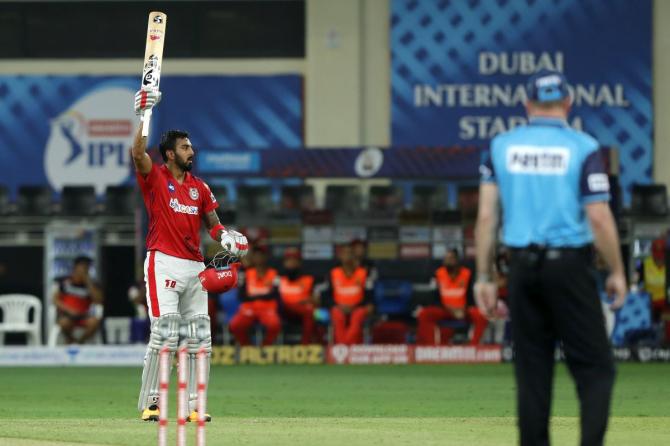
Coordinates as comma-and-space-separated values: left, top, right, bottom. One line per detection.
141, 109, 152, 137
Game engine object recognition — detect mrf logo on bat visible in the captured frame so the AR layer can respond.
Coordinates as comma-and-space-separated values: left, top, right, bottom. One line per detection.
44, 87, 137, 194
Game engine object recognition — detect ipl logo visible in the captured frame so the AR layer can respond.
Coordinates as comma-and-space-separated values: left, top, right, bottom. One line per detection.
44, 87, 137, 194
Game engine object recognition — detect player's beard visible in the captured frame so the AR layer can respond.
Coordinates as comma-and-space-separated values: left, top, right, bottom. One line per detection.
175, 154, 193, 172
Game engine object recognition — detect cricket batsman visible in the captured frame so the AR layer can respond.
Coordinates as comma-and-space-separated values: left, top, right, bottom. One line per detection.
132, 87, 249, 421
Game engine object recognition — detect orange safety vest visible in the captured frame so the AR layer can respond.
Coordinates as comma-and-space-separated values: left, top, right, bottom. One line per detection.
435, 266, 471, 309
331, 266, 367, 306
244, 267, 278, 311
279, 275, 314, 305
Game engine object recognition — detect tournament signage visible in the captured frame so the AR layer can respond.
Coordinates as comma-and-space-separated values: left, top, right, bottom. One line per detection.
198, 146, 480, 179
212, 345, 324, 366
0, 75, 302, 196
391, 0, 652, 201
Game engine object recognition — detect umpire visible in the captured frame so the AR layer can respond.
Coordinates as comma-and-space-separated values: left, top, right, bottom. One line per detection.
474, 70, 627, 446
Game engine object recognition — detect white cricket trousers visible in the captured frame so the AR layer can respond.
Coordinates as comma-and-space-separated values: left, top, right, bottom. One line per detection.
143, 250, 208, 321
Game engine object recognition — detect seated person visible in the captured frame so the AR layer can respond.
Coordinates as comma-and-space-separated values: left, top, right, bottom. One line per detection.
229, 246, 281, 346
53, 255, 104, 344
638, 238, 669, 343
279, 248, 316, 344
320, 244, 374, 345
416, 249, 487, 345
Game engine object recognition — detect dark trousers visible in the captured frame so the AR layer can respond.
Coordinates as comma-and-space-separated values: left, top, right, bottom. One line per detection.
508, 247, 615, 446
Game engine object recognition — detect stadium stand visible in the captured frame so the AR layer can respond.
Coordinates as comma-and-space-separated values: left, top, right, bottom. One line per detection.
17, 186, 53, 216
325, 185, 362, 215
60, 186, 97, 216
0, 186, 9, 216
631, 184, 668, 216
104, 185, 135, 216
236, 185, 274, 218
280, 185, 316, 212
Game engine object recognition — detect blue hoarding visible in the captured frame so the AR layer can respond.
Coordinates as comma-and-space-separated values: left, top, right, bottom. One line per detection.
0, 75, 302, 195
391, 0, 652, 201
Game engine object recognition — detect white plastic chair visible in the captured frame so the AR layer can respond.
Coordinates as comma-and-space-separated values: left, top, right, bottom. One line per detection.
0, 294, 42, 345
104, 317, 131, 344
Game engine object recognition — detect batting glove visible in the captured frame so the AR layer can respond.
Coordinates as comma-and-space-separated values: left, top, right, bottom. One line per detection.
220, 230, 249, 258
134, 88, 162, 115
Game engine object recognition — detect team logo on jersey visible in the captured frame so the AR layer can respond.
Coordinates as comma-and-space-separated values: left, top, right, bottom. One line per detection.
189, 187, 199, 200
167, 182, 175, 193
587, 173, 610, 193
507, 145, 570, 175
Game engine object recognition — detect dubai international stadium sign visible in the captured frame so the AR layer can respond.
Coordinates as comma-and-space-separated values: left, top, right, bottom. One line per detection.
391, 0, 652, 201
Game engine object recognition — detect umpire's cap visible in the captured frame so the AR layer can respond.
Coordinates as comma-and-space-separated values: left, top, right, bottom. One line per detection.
526, 69, 570, 103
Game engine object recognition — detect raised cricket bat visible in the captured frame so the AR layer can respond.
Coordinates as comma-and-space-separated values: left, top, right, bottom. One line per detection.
140, 11, 167, 137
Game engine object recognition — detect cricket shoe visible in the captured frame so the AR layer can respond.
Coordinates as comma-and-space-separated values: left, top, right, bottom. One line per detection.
187, 411, 212, 422
141, 405, 160, 422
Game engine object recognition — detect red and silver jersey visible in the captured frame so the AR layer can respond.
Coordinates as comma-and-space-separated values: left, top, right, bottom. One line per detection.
137, 164, 218, 261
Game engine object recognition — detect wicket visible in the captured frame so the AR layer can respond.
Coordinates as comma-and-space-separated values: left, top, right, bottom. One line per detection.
158, 342, 208, 446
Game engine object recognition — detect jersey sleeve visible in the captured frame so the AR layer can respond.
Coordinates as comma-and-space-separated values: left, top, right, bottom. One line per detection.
135, 163, 160, 192
580, 149, 611, 204
480, 145, 496, 184
200, 181, 219, 214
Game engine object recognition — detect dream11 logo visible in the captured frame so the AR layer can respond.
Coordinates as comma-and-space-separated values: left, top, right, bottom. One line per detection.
44, 87, 137, 194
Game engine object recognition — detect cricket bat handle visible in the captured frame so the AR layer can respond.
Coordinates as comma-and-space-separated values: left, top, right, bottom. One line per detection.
141, 109, 152, 137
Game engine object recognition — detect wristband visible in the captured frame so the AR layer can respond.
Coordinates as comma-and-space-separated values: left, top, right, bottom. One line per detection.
209, 224, 225, 242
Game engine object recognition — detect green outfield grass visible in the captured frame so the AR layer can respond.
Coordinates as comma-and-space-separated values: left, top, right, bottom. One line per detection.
0, 364, 668, 445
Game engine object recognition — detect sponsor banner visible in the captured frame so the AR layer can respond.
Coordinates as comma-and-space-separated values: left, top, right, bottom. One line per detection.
302, 242, 334, 260
502, 346, 670, 363
302, 226, 334, 243
326, 345, 504, 365
0, 346, 146, 366
391, 0, 652, 202
0, 75, 302, 196
269, 225, 302, 244
333, 226, 367, 244
368, 241, 399, 260
432, 227, 463, 243
328, 344, 412, 365
399, 226, 431, 243
400, 243, 431, 259
199, 151, 261, 174
368, 226, 399, 241
198, 147, 480, 180
212, 345, 324, 366
414, 346, 502, 364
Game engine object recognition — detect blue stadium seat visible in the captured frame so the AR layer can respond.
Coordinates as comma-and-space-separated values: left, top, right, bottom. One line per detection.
218, 288, 240, 344
374, 280, 413, 316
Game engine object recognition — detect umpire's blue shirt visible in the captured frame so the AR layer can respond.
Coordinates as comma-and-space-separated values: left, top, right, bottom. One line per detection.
481, 117, 611, 248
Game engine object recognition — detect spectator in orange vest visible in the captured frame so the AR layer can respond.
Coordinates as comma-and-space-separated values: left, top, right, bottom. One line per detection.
320, 244, 374, 345
279, 247, 316, 344
229, 245, 281, 346
416, 249, 488, 345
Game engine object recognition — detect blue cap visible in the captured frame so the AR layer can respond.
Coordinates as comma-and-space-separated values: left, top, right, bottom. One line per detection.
526, 69, 570, 103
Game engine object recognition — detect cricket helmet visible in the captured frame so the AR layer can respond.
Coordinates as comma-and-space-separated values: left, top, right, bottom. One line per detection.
198, 251, 240, 293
